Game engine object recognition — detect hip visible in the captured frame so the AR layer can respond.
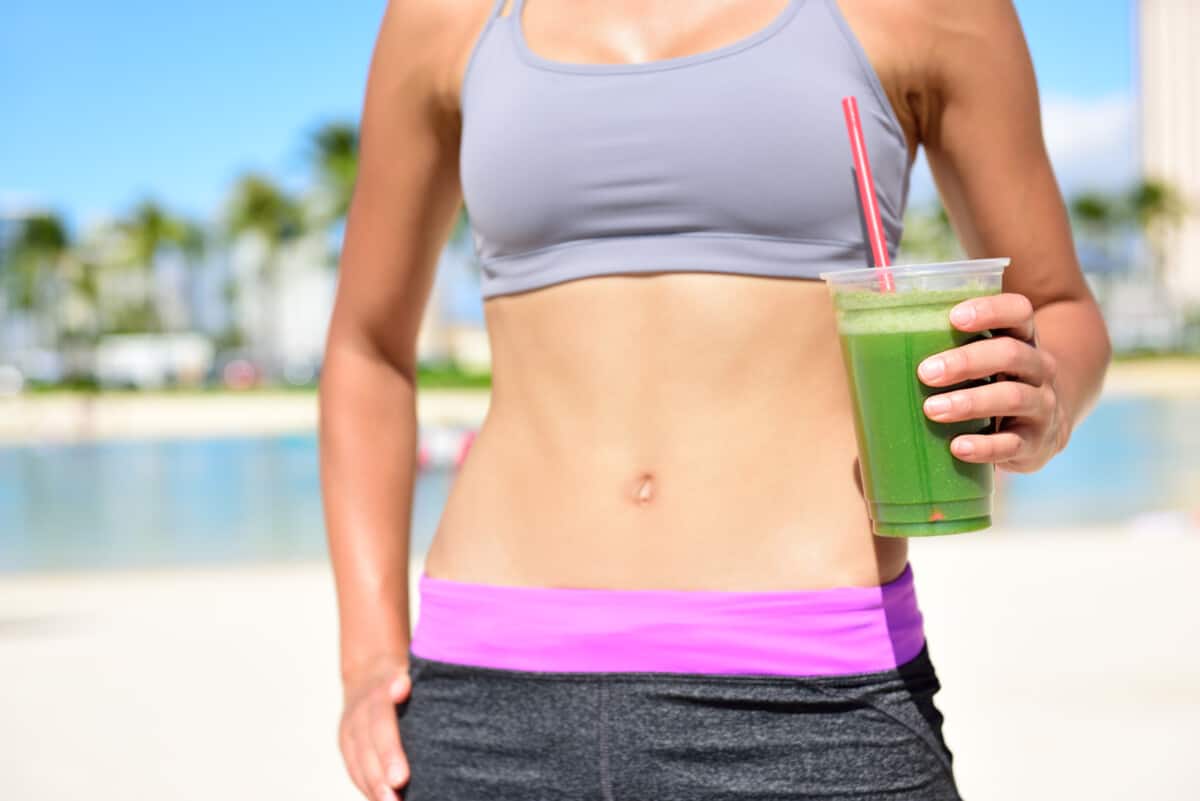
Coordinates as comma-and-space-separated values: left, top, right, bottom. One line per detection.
397, 644, 959, 800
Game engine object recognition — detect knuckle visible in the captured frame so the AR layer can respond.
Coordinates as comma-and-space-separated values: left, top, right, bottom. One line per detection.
1026, 351, 1046, 384
1001, 382, 1024, 409
1023, 382, 1043, 410
388, 759, 410, 786
1042, 350, 1058, 378
1043, 386, 1058, 413
941, 349, 963, 376
953, 391, 972, 415
361, 760, 383, 787
387, 750, 407, 777
373, 724, 401, 754
1001, 336, 1023, 363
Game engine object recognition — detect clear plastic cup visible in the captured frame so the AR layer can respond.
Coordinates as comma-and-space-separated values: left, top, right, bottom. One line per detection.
819, 259, 1010, 536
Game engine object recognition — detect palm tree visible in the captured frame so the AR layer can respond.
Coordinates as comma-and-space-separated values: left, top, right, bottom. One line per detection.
1125, 178, 1186, 289
175, 219, 208, 331
7, 213, 68, 310
6, 213, 71, 352
116, 199, 188, 333
226, 173, 304, 381
1070, 192, 1119, 230
1069, 191, 1123, 275
308, 121, 359, 225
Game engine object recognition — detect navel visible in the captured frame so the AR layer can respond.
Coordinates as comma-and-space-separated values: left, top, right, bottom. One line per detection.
630, 471, 656, 506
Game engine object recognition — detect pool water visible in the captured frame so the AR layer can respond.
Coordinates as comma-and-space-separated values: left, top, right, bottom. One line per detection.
998, 396, 1198, 527
1, 396, 1196, 573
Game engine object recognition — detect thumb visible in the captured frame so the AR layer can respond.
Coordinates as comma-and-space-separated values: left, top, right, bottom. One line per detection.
387, 669, 411, 702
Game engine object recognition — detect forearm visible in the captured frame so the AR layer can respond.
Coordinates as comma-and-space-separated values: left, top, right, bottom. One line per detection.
319, 341, 419, 682
1032, 296, 1112, 447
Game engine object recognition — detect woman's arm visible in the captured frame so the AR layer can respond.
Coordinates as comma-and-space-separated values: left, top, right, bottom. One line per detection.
318, 1, 469, 798
913, 0, 1112, 472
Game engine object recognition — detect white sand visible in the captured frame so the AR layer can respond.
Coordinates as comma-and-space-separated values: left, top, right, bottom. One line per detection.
2, 529, 1198, 800
1, 360, 1197, 445
0, 388, 491, 444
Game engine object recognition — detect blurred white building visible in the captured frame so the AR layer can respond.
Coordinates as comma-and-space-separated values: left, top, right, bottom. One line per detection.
94, 332, 214, 389
227, 231, 336, 380
228, 225, 488, 378
416, 233, 491, 370
1140, 0, 1200, 303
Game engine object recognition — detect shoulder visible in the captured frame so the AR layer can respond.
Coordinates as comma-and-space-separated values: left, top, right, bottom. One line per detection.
899, 0, 1030, 89
839, 0, 1033, 147
888, 0, 1021, 36
371, 0, 500, 112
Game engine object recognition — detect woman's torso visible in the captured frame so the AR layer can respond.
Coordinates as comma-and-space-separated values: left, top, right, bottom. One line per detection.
425, 0, 926, 591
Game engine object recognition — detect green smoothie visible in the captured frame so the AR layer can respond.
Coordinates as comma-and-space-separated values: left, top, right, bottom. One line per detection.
834, 288, 995, 535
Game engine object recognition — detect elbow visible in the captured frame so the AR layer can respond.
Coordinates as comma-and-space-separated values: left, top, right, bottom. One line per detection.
1093, 300, 1114, 372
1099, 325, 1114, 371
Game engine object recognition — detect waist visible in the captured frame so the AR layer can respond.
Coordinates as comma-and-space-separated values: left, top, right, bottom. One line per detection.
478, 233, 871, 299
431, 408, 905, 588
410, 563, 926, 677
429, 271, 902, 588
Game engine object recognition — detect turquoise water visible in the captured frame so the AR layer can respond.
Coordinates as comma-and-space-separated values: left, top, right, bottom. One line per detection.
998, 395, 1199, 526
1, 396, 1197, 573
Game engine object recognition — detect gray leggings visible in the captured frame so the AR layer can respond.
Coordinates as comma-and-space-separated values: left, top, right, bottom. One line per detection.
396, 644, 961, 800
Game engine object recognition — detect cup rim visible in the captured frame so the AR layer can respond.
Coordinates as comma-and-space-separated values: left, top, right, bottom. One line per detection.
819, 257, 1010, 284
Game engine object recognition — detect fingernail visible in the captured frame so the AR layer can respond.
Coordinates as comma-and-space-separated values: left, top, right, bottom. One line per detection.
918, 358, 945, 380
387, 762, 407, 786
950, 304, 976, 326
925, 396, 951, 416
954, 439, 975, 456
378, 785, 395, 801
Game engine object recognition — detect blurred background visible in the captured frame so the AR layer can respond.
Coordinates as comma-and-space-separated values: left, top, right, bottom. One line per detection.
2, 1, 1198, 799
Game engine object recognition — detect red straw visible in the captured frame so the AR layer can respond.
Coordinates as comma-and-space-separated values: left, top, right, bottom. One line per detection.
841, 96, 895, 292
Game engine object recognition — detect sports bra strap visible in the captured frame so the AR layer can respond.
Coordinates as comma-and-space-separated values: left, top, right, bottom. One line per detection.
485, 0, 510, 24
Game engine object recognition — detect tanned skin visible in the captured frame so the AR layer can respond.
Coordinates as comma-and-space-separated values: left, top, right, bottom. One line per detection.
319, 2, 1110, 798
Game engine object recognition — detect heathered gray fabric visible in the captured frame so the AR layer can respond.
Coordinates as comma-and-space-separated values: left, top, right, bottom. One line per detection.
397, 645, 961, 800
459, 0, 912, 299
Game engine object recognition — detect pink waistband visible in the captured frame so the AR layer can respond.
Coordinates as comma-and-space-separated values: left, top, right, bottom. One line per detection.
410, 563, 926, 677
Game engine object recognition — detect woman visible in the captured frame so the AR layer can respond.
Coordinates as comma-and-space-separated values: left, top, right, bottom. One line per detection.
319, 0, 1111, 799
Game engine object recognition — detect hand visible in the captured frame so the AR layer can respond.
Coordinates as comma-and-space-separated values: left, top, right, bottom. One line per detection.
917, 292, 1066, 473
339, 657, 412, 801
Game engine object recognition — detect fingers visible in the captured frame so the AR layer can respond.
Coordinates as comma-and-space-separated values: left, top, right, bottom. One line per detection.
357, 734, 395, 801
340, 667, 411, 801
949, 430, 1026, 464
388, 672, 412, 704
924, 380, 1055, 424
368, 690, 410, 792
339, 726, 367, 798
919, 335, 1050, 388
948, 292, 1036, 342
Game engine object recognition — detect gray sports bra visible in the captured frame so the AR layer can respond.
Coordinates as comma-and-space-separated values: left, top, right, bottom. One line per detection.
460, 0, 911, 299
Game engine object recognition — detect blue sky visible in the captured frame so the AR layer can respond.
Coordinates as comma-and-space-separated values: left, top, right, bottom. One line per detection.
2, 0, 1136, 227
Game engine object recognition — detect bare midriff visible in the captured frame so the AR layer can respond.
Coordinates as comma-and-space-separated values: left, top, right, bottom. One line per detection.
423, 272, 909, 591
